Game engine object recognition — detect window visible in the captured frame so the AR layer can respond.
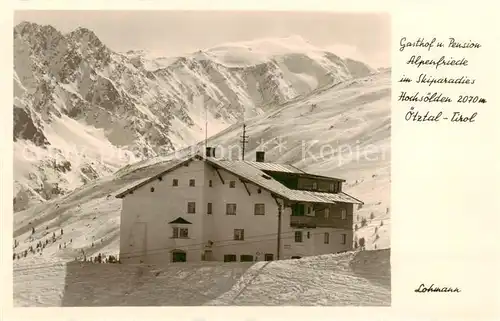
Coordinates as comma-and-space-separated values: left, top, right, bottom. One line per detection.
224, 254, 237, 262
257, 188, 262, 194
150, 187, 155, 192
329, 183, 335, 192
292, 204, 305, 216
172, 227, 188, 239
341, 233, 347, 244
234, 229, 244, 241
291, 256, 302, 259
229, 180, 236, 188
187, 202, 196, 214
189, 179, 195, 187
240, 255, 253, 262
341, 208, 347, 220
324, 232, 330, 244
307, 206, 311, 214
307, 231, 311, 239
264, 253, 274, 261
312, 182, 318, 190
254, 203, 265, 215
226, 203, 237, 215
209, 180, 212, 187
207, 203, 212, 214
294, 231, 303, 243
172, 179, 178, 186
324, 208, 330, 219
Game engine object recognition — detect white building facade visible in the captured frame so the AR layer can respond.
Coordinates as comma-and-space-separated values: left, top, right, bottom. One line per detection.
116, 149, 362, 264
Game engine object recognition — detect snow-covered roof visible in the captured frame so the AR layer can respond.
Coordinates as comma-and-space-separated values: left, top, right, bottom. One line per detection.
168, 217, 193, 224
115, 154, 362, 204
242, 161, 305, 174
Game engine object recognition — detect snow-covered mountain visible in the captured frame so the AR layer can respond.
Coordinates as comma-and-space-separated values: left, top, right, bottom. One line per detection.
13, 68, 391, 264
13, 21, 375, 211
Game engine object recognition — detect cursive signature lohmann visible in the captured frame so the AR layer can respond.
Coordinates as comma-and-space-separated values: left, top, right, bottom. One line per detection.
415, 283, 461, 293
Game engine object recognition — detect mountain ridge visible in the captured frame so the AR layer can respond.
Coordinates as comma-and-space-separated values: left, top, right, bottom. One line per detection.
13, 21, 375, 211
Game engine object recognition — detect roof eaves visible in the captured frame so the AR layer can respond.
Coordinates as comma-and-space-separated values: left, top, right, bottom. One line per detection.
294, 172, 346, 182
288, 164, 307, 173
339, 192, 364, 205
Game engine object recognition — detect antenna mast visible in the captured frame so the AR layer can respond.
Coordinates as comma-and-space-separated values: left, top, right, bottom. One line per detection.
240, 123, 249, 160
204, 99, 208, 152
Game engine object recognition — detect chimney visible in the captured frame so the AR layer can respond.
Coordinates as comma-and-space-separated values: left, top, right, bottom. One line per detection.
205, 147, 216, 157
256, 151, 265, 162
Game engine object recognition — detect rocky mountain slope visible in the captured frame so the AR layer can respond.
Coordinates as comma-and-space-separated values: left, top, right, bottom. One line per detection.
13, 69, 391, 264
13, 21, 374, 211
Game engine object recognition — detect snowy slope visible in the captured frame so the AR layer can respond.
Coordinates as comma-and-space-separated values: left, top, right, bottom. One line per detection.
13, 22, 374, 211
14, 250, 389, 306
13, 69, 391, 267
208, 250, 390, 306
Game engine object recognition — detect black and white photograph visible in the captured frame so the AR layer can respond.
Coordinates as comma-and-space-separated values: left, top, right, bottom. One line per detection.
12, 10, 391, 307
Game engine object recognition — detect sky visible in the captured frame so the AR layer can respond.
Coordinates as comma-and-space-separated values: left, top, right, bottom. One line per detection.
14, 11, 390, 68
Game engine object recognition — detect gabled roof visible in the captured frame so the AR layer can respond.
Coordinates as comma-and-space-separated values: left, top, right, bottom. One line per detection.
115, 155, 199, 198
168, 217, 193, 224
115, 153, 362, 204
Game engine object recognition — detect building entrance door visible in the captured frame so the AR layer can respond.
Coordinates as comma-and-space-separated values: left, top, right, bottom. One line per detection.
172, 250, 186, 262
204, 250, 213, 261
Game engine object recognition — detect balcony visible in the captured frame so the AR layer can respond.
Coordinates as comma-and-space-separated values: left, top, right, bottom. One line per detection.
290, 216, 317, 228
290, 215, 349, 229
